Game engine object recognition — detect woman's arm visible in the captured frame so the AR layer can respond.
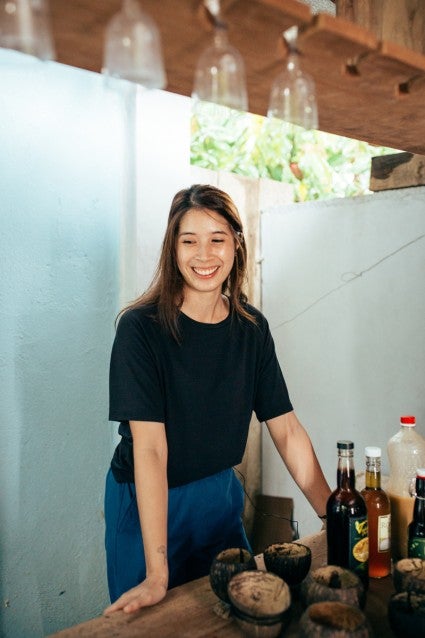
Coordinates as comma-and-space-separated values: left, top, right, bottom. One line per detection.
104, 420, 169, 615
266, 411, 331, 518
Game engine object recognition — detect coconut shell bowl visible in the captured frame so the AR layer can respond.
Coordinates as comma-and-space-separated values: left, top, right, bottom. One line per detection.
263, 542, 312, 588
209, 547, 257, 604
227, 569, 292, 638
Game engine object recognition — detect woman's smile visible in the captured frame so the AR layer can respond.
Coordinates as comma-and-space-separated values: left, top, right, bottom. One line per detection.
192, 266, 220, 278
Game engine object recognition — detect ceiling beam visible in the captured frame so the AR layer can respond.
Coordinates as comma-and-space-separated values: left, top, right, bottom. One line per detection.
48, 0, 425, 153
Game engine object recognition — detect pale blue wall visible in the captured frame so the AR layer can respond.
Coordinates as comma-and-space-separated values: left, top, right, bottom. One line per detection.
0, 49, 191, 637
0, 51, 126, 636
0, 50, 125, 638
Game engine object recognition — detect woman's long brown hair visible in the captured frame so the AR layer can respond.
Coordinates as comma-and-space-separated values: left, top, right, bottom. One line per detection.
119, 184, 256, 339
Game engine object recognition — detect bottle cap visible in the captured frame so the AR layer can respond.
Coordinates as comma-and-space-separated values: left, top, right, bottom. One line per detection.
365, 446, 381, 457
417, 468, 425, 478
337, 440, 354, 450
400, 415, 416, 425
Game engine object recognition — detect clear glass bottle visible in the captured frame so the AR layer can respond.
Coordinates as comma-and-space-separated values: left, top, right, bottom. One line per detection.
327, 440, 369, 587
361, 447, 391, 578
408, 468, 425, 558
387, 415, 425, 560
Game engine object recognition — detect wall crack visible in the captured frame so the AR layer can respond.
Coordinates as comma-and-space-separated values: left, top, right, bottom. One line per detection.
273, 232, 425, 329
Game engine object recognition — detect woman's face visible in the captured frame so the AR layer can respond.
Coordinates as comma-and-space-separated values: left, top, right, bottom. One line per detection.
176, 208, 236, 297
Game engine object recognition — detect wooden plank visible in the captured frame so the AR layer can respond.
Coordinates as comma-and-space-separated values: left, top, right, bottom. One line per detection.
299, 12, 379, 60
370, 152, 425, 191
49, 578, 241, 638
35, 0, 425, 153
335, 0, 425, 54
49, 531, 396, 638
297, 12, 380, 94
294, 12, 425, 152
260, 0, 312, 24
355, 39, 425, 96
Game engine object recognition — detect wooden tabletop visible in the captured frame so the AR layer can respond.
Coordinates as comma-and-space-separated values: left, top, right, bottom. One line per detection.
50, 532, 395, 637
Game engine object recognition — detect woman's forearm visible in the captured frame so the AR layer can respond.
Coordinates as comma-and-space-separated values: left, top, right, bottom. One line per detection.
131, 421, 169, 589
266, 411, 331, 517
135, 450, 168, 585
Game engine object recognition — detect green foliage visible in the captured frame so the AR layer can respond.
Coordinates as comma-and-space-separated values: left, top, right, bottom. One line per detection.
190, 102, 397, 202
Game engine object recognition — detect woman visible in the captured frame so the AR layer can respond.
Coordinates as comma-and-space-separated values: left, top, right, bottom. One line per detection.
104, 184, 331, 615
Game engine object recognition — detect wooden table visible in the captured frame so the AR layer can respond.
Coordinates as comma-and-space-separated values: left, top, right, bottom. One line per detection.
50, 532, 395, 637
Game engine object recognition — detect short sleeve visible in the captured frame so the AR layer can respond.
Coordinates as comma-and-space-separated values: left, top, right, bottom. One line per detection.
109, 310, 165, 423
253, 317, 293, 422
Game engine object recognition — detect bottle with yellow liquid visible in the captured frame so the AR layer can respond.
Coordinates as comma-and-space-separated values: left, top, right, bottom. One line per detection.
387, 415, 425, 561
361, 447, 391, 578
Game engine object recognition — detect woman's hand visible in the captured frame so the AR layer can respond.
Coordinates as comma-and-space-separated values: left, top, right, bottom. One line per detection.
103, 575, 168, 615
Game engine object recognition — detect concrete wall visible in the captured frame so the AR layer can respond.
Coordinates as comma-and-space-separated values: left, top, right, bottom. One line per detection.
261, 188, 425, 539
0, 50, 190, 637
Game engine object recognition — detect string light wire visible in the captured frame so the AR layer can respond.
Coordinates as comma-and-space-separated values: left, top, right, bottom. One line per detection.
233, 467, 299, 540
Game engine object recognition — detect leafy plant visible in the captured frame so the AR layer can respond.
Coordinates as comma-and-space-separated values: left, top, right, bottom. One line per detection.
190, 102, 397, 202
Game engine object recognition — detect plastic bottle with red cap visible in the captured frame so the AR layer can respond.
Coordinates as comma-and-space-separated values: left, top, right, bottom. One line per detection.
387, 416, 425, 560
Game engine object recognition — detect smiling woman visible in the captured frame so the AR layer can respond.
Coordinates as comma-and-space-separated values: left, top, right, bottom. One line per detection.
104, 183, 331, 615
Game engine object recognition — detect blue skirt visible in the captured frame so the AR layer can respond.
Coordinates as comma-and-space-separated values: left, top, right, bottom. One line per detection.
104, 467, 251, 602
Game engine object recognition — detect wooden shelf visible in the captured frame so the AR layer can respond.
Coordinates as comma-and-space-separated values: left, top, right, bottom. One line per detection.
48, 0, 425, 153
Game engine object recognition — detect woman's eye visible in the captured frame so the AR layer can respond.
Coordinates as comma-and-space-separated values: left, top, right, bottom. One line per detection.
212, 239, 224, 243
182, 239, 195, 245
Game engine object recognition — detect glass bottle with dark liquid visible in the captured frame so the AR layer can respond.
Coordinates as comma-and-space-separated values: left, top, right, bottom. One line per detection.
327, 440, 369, 587
408, 468, 425, 558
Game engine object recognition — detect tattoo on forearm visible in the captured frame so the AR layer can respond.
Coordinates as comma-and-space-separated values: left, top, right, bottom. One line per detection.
157, 545, 167, 565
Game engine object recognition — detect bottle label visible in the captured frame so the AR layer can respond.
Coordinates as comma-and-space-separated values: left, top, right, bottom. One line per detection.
377, 514, 391, 552
408, 538, 425, 559
349, 516, 369, 573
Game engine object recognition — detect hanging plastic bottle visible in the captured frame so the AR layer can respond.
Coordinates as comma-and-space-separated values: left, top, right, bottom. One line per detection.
387, 415, 425, 560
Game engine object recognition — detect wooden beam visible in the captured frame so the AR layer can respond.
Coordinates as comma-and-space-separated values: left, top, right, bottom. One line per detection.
370, 152, 425, 191
335, 0, 425, 54
44, 0, 425, 154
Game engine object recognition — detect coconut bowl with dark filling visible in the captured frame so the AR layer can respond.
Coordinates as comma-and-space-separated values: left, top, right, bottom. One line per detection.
388, 590, 425, 638
393, 557, 425, 594
299, 600, 372, 637
300, 565, 366, 609
263, 542, 312, 587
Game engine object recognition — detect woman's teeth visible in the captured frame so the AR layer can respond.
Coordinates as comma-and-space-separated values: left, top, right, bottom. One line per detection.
193, 266, 219, 276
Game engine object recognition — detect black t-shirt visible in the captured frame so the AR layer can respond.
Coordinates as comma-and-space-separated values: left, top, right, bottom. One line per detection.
109, 303, 293, 487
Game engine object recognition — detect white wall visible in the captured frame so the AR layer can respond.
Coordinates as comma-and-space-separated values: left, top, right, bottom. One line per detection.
261, 188, 425, 539
0, 50, 190, 637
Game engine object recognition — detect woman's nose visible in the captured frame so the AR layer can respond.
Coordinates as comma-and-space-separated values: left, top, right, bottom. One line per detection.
196, 241, 211, 260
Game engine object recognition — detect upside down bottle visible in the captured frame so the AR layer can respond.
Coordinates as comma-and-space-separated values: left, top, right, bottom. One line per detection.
387, 415, 425, 560
327, 441, 369, 587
